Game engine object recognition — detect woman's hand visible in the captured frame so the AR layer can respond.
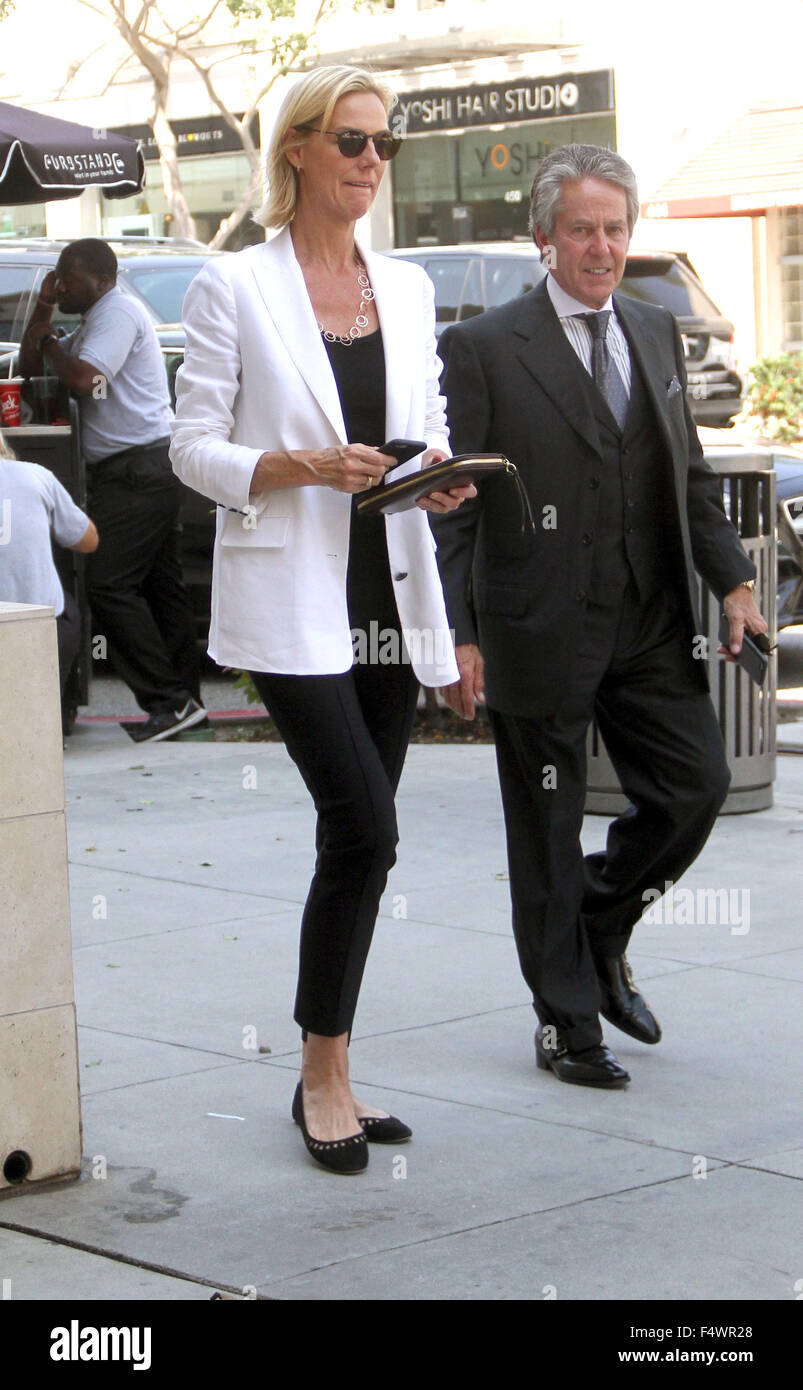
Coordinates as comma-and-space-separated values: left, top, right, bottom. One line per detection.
250, 443, 393, 498
414, 448, 478, 514
303, 443, 394, 493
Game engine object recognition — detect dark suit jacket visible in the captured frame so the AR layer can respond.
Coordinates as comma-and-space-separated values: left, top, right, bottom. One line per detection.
432, 277, 756, 717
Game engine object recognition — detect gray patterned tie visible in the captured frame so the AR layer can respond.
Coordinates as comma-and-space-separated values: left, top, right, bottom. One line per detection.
576, 311, 629, 430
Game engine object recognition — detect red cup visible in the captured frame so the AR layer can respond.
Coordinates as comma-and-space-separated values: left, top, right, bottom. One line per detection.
0, 378, 23, 428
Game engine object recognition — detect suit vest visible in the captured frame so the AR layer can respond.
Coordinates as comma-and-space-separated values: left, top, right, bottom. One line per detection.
580, 348, 684, 605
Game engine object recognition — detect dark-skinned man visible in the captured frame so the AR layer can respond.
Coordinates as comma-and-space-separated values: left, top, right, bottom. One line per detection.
20, 238, 204, 741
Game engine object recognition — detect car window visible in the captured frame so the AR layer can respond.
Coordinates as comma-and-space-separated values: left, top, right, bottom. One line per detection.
0, 264, 37, 341
484, 257, 543, 309
118, 263, 209, 324
422, 258, 472, 325
458, 259, 484, 321
619, 261, 721, 319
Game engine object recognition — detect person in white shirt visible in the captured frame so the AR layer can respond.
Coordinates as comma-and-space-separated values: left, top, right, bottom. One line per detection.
20, 239, 204, 742
0, 428, 98, 712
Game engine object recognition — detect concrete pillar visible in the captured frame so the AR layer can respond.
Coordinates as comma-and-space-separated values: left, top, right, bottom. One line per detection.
44, 187, 102, 240
764, 208, 784, 354
0, 602, 82, 1194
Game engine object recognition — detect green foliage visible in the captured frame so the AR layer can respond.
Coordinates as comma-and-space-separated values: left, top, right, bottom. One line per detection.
744, 352, 803, 442
232, 670, 264, 705
226, 0, 298, 21
223, 0, 315, 82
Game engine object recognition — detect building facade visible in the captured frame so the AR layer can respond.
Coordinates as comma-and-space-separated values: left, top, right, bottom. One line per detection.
5, 0, 803, 368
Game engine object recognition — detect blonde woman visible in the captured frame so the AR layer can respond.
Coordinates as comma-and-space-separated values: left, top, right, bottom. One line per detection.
171, 65, 473, 1173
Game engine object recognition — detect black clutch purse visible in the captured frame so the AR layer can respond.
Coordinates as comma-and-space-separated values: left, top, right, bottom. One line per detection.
356, 453, 534, 531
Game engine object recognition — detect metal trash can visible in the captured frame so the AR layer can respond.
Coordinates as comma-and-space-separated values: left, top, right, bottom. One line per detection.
585, 450, 777, 815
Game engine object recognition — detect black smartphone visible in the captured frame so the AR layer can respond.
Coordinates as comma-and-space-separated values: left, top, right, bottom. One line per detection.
718, 613, 770, 686
378, 438, 429, 473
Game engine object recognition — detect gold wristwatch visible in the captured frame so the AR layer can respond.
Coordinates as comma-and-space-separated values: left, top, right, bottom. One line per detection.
739, 580, 756, 592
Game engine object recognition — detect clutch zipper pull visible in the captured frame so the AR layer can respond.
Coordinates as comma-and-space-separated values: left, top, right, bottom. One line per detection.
504, 460, 536, 534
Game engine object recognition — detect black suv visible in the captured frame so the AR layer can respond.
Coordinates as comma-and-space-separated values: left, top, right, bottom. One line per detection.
0, 234, 217, 395
391, 243, 743, 427
0, 234, 215, 336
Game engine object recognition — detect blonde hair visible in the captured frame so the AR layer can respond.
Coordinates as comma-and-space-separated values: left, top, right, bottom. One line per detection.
0, 429, 15, 460
254, 65, 396, 231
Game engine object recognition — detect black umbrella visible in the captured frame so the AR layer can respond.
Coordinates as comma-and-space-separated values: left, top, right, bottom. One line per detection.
0, 100, 144, 204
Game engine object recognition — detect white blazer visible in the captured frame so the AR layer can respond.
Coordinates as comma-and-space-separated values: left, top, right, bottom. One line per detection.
170, 226, 459, 686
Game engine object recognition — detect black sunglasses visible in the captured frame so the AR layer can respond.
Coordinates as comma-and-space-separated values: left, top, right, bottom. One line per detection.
297, 126, 402, 160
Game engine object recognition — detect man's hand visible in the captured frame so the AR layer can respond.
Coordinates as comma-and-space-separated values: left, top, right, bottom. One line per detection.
19, 271, 59, 376
440, 642, 484, 720
38, 270, 59, 308
720, 584, 768, 659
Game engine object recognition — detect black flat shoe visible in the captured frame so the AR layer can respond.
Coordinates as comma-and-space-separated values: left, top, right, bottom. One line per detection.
358, 1112, 412, 1144
291, 1082, 368, 1174
535, 1026, 630, 1089
594, 953, 662, 1045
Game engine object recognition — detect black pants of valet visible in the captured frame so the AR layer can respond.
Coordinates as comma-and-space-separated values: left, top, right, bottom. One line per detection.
490, 583, 731, 1054
56, 590, 81, 697
86, 439, 200, 715
249, 656, 420, 1038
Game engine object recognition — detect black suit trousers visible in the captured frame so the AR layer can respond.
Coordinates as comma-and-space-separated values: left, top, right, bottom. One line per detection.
490, 584, 731, 1052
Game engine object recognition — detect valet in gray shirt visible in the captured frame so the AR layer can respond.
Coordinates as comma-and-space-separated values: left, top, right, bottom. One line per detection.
60, 286, 172, 463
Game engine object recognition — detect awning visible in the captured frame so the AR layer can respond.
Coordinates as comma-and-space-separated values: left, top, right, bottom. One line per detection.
0, 100, 144, 205
642, 102, 803, 220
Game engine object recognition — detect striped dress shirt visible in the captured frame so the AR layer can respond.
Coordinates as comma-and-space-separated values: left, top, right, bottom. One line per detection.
545, 274, 632, 396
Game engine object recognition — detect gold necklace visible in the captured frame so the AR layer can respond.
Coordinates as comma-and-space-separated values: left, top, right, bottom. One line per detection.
319, 260, 375, 346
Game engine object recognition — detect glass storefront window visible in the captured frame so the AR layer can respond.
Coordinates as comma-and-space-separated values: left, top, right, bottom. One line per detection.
780, 207, 803, 348
780, 207, 803, 257
0, 202, 47, 238
781, 260, 803, 349
100, 153, 261, 247
392, 113, 616, 246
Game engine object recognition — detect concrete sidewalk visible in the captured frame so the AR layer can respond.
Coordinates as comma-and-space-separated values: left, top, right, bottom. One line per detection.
1, 723, 802, 1301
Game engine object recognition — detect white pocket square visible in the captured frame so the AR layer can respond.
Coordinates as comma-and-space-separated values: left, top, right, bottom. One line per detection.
667, 375, 683, 398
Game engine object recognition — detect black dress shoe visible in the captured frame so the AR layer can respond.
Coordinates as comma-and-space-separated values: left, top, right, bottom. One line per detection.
291, 1083, 368, 1174
358, 1112, 412, 1144
594, 954, 662, 1045
535, 1026, 630, 1089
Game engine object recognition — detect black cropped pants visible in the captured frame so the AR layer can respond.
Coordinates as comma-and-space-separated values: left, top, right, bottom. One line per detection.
250, 657, 420, 1037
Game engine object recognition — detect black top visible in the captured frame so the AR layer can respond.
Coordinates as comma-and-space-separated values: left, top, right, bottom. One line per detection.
323, 330, 398, 633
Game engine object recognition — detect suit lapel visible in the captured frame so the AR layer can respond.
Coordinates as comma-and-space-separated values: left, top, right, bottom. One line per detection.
514, 280, 603, 457
250, 226, 347, 441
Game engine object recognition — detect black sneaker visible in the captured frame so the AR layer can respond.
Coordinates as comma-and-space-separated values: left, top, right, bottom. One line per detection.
124, 699, 207, 744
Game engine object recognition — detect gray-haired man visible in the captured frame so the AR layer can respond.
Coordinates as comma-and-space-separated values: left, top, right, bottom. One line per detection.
435, 145, 765, 1087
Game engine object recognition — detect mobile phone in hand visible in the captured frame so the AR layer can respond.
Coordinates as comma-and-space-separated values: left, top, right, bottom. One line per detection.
718, 613, 770, 686
379, 438, 429, 473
